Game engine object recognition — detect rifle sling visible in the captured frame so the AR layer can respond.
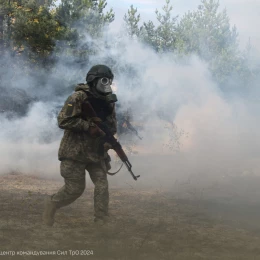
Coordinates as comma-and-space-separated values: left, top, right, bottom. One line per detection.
107, 163, 123, 175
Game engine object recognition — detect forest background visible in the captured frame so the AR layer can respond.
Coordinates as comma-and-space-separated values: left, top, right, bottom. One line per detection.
0, 0, 258, 99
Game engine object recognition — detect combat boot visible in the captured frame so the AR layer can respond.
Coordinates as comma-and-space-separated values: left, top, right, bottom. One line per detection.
94, 217, 106, 227
42, 197, 57, 227
94, 215, 112, 227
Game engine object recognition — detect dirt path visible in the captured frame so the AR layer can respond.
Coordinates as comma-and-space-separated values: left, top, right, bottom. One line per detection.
0, 173, 260, 260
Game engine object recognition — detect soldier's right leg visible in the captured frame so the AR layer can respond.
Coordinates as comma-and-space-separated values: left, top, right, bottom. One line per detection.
43, 160, 86, 226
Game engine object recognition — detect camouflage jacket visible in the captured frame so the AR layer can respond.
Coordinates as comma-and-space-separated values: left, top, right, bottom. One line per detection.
58, 84, 117, 163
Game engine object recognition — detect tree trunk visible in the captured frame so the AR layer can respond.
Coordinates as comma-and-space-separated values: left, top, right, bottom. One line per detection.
0, 11, 4, 54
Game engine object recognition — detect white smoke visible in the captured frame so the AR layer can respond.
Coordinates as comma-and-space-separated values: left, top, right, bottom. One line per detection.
0, 5, 260, 190
0, 102, 61, 176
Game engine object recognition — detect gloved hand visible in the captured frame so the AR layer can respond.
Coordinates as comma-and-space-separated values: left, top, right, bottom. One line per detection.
88, 122, 105, 137
103, 142, 112, 152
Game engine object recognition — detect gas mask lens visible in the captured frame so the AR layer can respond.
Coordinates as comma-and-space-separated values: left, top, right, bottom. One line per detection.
100, 77, 111, 85
96, 77, 113, 95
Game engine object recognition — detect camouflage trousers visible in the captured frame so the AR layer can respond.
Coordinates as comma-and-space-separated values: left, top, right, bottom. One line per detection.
51, 160, 109, 219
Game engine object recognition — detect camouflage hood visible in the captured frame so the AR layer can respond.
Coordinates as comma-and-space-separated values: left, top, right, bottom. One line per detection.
75, 82, 117, 103
74, 83, 90, 93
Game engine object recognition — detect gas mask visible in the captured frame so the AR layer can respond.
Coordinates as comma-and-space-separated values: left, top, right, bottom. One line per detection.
96, 77, 113, 94
95, 77, 117, 103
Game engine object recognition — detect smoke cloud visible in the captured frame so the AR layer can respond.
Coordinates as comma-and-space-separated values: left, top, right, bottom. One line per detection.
0, 3, 260, 190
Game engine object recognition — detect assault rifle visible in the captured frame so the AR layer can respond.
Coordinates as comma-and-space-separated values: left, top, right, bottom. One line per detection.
83, 102, 140, 181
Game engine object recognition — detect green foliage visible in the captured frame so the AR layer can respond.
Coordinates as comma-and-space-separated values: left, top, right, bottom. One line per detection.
154, 0, 177, 52
11, 0, 63, 55
140, 20, 157, 50
0, 0, 14, 53
0, 0, 256, 92
56, 0, 114, 38
175, 0, 250, 86
53, 0, 114, 69
122, 0, 254, 89
125, 0, 177, 52
123, 5, 141, 38
176, 0, 238, 59
0, 0, 114, 70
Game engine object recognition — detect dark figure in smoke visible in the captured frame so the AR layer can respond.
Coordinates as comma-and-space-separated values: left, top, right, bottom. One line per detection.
43, 65, 118, 226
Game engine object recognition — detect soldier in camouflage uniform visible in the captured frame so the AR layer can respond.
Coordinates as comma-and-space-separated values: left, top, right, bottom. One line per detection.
43, 65, 117, 226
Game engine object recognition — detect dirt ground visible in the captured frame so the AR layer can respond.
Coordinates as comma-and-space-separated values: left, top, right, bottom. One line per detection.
1, 172, 260, 260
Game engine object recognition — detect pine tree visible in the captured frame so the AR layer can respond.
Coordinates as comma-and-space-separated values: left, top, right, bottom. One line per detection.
139, 0, 177, 53
11, 0, 64, 60
0, 0, 13, 53
175, 0, 251, 87
155, 0, 178, 52
123, 5, 141, 38
140, 20, 157, 50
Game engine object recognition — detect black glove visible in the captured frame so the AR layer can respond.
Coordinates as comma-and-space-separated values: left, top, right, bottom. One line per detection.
88, 122, 105, 137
